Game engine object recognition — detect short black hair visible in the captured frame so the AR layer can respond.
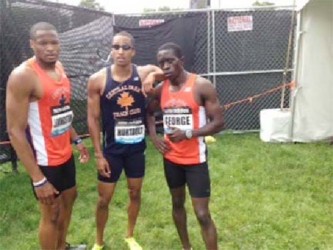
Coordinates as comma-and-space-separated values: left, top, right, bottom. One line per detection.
30, 22, 57, 40
158, 42, 183, 59
113, 31, 135, 47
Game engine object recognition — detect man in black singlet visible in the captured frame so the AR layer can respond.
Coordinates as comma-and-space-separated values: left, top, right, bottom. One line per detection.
87, 31, 163, 250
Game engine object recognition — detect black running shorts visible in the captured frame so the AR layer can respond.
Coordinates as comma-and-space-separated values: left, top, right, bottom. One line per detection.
33, 155, 76, 198
163, 158, 211, 198
98, 151, 145, 183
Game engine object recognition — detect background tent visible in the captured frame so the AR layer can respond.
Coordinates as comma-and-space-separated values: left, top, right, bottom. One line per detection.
291, 0, 333, 142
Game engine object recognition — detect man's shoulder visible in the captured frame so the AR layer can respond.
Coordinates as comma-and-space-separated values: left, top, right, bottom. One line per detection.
194, 74, 211, 85
9, 60, 36, 81
7, 61, 38, 95
90, 67, 106, 81
87, 68, 107, 92
192, 74, 216, 99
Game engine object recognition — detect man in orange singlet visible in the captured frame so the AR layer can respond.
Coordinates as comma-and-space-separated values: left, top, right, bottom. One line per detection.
147, 42, 224, 250
6, 22, 89, 250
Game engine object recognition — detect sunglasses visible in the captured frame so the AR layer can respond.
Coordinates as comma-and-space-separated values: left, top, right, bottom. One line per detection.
112, 44, 133, 51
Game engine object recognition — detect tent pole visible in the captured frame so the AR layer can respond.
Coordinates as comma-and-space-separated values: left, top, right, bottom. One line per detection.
280, 4, 296, 110
289, 10, 303, 142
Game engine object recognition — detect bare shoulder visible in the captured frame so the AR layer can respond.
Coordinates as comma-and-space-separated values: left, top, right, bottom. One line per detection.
195, 75, 215, 94
7, 62, 37, 91
88, 68, 106, 89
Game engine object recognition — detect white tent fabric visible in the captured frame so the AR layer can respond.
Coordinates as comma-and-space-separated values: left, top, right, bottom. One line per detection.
291, 0, 333, 142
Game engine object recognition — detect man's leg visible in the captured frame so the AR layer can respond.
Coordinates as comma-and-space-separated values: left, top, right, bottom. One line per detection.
39, 198, 61, 250
192, 198, 217, 250
126, 177, 143, 238
170, 187, 192, 250
56, 186, 78, 250
95, 182, 116, 246
163, 159, 191, 250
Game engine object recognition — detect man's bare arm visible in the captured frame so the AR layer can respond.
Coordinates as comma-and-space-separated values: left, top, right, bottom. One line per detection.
146, 84, 170, 154
87, 71, 111, 177
138, 64, 165, 95
6, 67, 44, 182
192, 77, 224, 138
70, 127, 90, 164
87, 73, 103, 158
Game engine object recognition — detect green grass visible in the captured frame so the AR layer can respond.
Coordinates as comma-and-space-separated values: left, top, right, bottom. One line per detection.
0, 133, 332, 249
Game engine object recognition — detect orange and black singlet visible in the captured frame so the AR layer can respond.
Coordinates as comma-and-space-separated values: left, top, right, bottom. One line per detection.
160, 73, 207, 165
27, 57, 73, 166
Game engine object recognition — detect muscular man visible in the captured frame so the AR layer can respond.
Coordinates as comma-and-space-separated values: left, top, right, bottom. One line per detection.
87, 31, 163, 250
6, 22, 89, 250
147, 42, 224, 250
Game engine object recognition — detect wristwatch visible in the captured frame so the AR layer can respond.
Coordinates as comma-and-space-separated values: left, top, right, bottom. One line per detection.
73, 138, 83, 145
185, 129, 193, 139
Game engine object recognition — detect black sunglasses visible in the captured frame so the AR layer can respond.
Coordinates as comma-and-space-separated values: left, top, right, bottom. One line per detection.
112, 44, 133, 51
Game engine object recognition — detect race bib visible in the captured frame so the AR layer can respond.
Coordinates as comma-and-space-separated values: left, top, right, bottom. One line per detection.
115, 119, 145, 144
163, 107, 193, 133
51, 104, 73, 137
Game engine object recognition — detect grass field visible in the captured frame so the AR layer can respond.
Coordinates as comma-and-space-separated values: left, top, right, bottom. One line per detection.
0, 133, 332, 250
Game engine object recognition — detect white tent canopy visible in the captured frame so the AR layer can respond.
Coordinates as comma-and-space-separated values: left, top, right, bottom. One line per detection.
260, 0, 333, 143
291, 0, 333, 142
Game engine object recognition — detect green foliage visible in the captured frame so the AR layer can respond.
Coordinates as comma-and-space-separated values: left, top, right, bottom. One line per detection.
78, 0, 105, 11
0, 133, 332, 249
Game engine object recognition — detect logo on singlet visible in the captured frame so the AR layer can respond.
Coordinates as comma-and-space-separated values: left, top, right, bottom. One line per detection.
117, 92, 134, 109
112, 91, 142, 119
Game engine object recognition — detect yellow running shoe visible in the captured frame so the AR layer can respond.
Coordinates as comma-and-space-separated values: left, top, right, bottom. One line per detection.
124, 237, 143, 250
91, 243, 104, 250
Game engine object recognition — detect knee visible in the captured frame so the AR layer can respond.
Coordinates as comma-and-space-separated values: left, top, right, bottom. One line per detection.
128, 188, 141, 202
195, 210, 211, 227
97, 196, 111, 210
172, 198, 185, 211
42, 204, 61, 226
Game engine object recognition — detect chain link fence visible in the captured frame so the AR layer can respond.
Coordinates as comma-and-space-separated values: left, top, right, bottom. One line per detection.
0, 0, 114, 164
0, 0, 294, 165
114, 8, 294, 130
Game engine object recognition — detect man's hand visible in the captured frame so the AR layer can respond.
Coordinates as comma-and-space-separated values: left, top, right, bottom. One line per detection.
76, 143, 90, 164
35, 182, 59, 205
142, 72, 156, 96
167, 127, 187, 143
96, 156, 111, 178
151, 136, 170, 154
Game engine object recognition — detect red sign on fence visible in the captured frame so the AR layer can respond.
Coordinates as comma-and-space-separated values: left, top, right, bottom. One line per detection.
227, 16, 253, 32
139, 19, 165, 27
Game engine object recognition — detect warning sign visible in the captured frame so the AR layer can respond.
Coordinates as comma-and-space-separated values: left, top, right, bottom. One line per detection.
139, 19, 165, 27
227, 16, 253, 32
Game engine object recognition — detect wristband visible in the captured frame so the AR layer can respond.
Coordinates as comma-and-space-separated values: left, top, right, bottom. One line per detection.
33, 177, 48, 188
73, 138, 83, 145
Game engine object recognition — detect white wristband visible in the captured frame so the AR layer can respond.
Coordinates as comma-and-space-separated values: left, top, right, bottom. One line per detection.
33, 177, 48, 188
